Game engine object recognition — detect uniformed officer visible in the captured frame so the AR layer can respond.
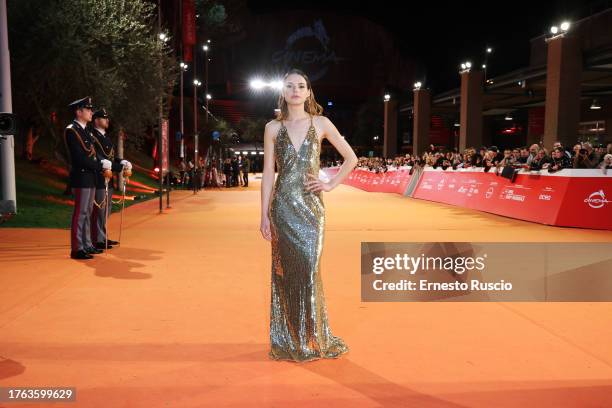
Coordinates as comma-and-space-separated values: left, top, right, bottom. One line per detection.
64, 97, 112, 260
89, 108, 131, 249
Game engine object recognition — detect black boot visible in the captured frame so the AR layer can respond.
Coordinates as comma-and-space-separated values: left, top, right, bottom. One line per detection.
85, 246, 103, 254
71, 250, 93, 260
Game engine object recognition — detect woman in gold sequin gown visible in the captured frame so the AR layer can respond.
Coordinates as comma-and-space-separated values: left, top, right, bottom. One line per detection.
260, 69, 358, 362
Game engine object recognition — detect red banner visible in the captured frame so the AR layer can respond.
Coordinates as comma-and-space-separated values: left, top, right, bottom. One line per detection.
182, 0, 196, 61
412, 168, 612, 230
183, 47, 193, 63
322, 167, 413, 195
557, 175, 612, 229
321, 167, 612, 230
162, 119, 169, 174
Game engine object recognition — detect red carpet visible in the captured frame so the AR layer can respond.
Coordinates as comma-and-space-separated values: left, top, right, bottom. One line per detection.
1, 174, 612, 407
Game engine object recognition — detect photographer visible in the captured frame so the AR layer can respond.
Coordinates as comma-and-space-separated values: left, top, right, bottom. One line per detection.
470, 152, 484, 167
583, 142, 599, 167
529, 149, 552, 171
517, 147, 530, 164
573, 146, 595, 169
595, 144, 607, 166
553, 141, 572, 160
456, 150, 472, 169
483, 150, 498, 172
526, 144, 540, 165
489, 146, 504, 164
432, 151, 451, 170
499, 149, 516, 167
548, 147, 571, 173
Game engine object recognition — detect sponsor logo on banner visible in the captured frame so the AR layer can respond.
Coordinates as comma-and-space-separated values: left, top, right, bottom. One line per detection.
501, 188, 525, 202
539, 186, 555, 201
584, 190, 610, 209
485, 187, 494, 199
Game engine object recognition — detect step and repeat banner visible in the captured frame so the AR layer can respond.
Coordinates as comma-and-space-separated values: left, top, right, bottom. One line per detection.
321, 166, 612, 230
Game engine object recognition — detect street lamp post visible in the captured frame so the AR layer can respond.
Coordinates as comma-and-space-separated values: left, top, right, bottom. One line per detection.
203, 43, 210, 125
193, 48, 198, 194
0, 0, 16, 214
179, 62, 187, 160
193, 79, 201, 193
484, 47, 492, 82
157, 34, 169, 209
157, 0, 165, 213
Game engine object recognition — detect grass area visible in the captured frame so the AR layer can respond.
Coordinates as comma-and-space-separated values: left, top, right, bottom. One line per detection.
1, 151, 161, 229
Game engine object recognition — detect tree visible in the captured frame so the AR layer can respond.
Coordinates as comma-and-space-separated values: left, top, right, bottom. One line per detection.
196, 0, 227, 29
8, 0, 177, 161
198, 117, 237, 163
237, 117, 267, 144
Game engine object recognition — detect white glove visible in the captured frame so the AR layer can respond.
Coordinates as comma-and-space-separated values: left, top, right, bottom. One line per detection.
121, 160, 132, 169
101, 159, 112, 170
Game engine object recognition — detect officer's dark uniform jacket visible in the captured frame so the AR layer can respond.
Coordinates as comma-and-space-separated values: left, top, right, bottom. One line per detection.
90, 127, 123, 188
64, 120, 103, 188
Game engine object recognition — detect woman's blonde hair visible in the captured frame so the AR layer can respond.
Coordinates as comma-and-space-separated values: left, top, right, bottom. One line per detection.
276, 68, 323, 121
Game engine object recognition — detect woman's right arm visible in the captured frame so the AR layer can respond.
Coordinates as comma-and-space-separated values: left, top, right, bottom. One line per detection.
260, 121, 276, 241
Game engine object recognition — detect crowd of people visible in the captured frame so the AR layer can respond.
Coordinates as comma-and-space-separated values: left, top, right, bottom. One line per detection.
173, 155, 251, 189
334, 141, 612, 175
163, 141, 611, 191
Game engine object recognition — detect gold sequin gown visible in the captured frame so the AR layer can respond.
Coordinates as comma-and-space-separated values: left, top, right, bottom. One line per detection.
268, 115, 349, 362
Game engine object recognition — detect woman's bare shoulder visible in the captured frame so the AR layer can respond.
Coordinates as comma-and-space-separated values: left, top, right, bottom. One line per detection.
266, 119, 282, 130
265, 119, 282, 143
313, 114, 331, 126
313, 115, 332, 139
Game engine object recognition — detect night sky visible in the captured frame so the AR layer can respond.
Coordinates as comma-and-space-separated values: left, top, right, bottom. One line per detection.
248, 0, 609, 93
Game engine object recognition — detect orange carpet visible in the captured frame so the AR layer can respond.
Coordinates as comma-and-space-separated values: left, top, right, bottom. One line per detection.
1, 173, 612, 407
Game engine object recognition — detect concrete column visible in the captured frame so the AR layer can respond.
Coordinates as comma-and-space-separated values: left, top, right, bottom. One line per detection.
543, 34, 582, 149
383, 99, 398, 158
412, 89, 431, 156
527, 107, 545, 146
459, 69, 484, 152
0, 0, 16, 214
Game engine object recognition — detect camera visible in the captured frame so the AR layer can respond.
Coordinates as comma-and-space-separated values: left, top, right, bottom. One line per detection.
0, 113, 18, 135
579, 148, 587, 155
